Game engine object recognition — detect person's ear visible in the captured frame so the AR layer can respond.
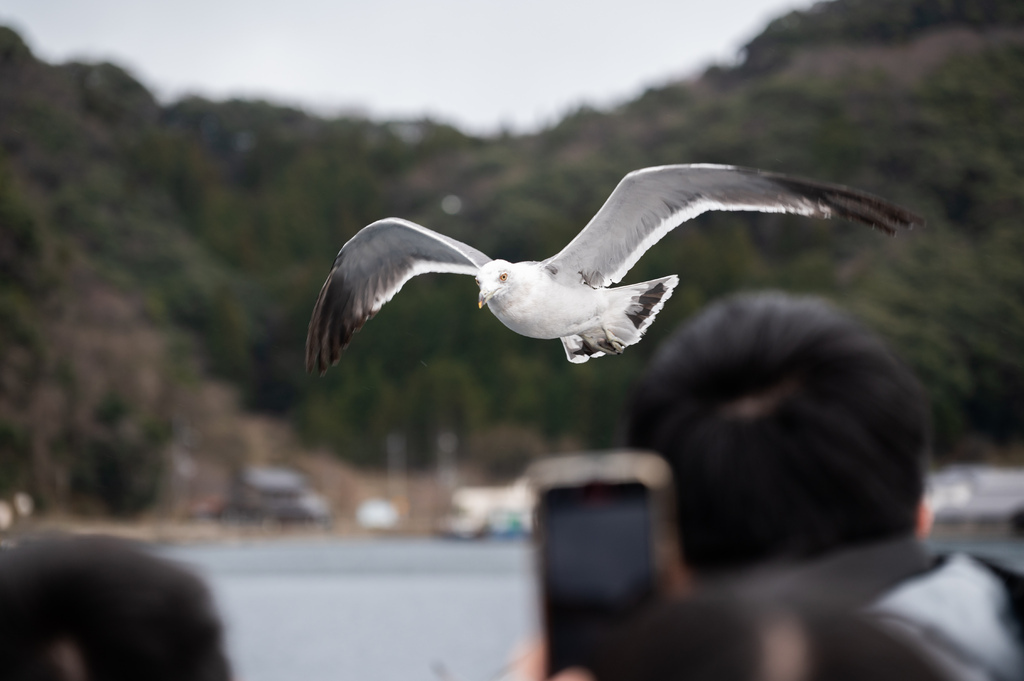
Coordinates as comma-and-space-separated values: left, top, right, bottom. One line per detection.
915, 499, 933, 539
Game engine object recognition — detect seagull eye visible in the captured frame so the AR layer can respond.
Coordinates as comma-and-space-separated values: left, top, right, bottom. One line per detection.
499, 272, 508, 282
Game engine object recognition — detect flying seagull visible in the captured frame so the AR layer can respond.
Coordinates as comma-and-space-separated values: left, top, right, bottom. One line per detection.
306, 164, 923, 374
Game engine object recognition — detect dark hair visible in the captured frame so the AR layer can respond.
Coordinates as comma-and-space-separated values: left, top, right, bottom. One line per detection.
590, 597, 946, 681
0, 536, 230, 681
626, 292, 929, 572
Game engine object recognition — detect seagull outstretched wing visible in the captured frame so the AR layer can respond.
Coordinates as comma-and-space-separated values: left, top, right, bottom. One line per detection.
544, 164, 925, 288
306, 218, 492, 375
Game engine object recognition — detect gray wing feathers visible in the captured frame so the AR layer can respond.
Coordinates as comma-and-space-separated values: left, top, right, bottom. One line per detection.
546, 164, 925, 288
306, 218, 491, 375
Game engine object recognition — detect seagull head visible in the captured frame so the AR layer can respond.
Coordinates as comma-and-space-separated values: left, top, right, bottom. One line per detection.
476, 260, 514, 309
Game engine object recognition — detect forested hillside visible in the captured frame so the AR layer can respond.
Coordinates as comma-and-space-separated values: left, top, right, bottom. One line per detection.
1, 0, 1023, 513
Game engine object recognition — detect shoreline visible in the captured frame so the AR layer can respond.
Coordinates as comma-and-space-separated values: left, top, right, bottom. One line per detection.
4, 518, 1018, 548
4, 516, 445, 546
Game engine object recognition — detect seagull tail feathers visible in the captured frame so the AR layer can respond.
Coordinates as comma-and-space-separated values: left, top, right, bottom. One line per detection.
560, 275, 679, 363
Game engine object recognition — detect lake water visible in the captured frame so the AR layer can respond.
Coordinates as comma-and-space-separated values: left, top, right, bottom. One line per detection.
157, 536, 1024, 681
158, 538, 537, 681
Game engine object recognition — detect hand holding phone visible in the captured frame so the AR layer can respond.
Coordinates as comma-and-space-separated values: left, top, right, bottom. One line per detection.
528, 452, 680, 677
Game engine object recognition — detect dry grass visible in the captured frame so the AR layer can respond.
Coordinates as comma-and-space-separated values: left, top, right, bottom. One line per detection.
785, 26, 1024, 85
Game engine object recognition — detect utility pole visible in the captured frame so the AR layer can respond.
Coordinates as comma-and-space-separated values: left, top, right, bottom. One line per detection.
435, 430, 458, 527
436, 430, 458, 491
385, 432, 407, 520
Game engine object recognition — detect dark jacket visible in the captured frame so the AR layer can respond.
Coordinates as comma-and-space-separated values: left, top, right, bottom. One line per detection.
719, 537, 1024, 681
870, 553, 1024, 681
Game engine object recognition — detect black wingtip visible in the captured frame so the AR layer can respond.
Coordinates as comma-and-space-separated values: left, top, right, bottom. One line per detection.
305, 266, 367, 377
305, 269, 336, 376
768, 173, 925, 237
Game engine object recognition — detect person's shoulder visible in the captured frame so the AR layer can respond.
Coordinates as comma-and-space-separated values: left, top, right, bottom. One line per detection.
970, 554, 1024, 626
875, 553, 1021, 622
868, 553, 1024, 681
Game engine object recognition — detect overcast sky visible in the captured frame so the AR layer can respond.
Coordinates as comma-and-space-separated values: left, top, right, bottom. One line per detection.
0, 0, 809, 134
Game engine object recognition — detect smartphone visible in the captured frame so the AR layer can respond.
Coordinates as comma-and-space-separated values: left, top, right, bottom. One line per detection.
527, 451, 679, 676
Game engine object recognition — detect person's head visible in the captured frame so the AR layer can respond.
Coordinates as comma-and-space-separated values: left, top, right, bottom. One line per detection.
626, 292, 930, 573
0, 535, 230, 681
586, 597, 946, 681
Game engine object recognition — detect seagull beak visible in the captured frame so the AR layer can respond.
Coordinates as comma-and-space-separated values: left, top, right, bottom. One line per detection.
478, 290, 495, 309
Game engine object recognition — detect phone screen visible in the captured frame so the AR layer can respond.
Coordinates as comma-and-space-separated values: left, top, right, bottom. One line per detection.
542, 482, 655, 674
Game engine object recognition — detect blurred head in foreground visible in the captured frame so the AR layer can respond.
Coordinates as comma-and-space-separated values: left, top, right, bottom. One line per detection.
626, 292, 929, 573
587, 598, 947, 681
0, 536, 230, 681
